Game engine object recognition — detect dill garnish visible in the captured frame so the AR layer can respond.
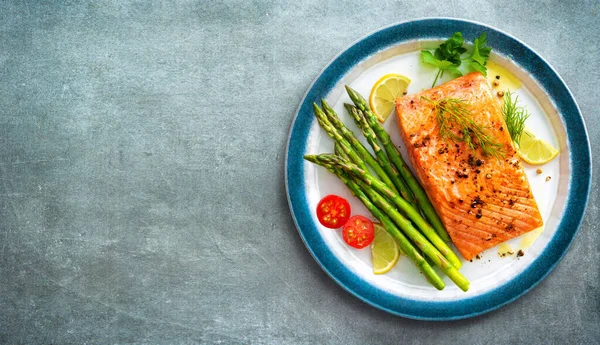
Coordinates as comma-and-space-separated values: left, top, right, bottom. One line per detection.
422, 96, 504, 158
501, 91, 530, 147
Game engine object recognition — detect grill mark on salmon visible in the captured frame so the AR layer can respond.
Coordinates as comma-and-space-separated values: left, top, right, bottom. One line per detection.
395, 72, 543, 261
439, 196, 536, 219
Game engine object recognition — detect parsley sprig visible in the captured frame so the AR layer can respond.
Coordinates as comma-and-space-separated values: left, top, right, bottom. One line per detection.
421, 32, 492, 88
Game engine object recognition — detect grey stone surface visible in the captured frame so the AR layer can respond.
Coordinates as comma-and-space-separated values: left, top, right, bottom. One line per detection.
0, 0, 598, 344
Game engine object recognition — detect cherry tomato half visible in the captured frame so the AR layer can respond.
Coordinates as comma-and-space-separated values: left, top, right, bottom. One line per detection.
342, 215, 374, 249
316, 194, 351, 229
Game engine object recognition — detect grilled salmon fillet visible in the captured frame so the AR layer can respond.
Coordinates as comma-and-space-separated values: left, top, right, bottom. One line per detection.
395, 72, 543, 261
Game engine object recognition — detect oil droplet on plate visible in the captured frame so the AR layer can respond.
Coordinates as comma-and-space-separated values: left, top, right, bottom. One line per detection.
498, 242, 515, 257
486, 61, 523, 92
519, 226, 544, 251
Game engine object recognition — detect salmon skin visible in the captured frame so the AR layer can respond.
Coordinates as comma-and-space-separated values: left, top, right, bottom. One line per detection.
395, 72, 543, 261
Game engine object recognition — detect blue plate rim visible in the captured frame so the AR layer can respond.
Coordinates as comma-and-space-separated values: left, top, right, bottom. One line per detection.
284, 17, 592, 321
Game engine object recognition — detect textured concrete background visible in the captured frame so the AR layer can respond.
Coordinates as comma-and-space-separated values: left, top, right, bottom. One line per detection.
0, 1, 598, 344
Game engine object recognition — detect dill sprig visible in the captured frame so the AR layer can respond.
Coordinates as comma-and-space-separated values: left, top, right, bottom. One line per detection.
502, 91, 530, 147
422, 96, 504, 159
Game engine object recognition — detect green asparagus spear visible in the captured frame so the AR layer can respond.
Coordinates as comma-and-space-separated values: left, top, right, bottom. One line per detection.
334, 142, 348, 160
304, 156, 445, 290
344, 103, 413, 202
310, 154, 462, 270
321, 100, 399, 195
352, 177, 469, 292
345, 85, 451, 242
313, 103, 368, 171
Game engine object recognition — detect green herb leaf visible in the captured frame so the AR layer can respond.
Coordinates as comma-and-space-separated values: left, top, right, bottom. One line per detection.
468, 61, 487, 75
421, 96, 504, 159
421, 32, 493, 87
445, 65, 462, 76
502, 91, 530, 146
434, 32, 467, 65
421, 50, 450, 68
421, 50, 462, 88
465, 33, 492, 76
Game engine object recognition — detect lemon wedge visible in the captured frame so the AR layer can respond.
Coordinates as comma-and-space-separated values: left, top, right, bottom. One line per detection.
516, 129, 559, 165
369, 74, 411, 122
371, 223, 400, 275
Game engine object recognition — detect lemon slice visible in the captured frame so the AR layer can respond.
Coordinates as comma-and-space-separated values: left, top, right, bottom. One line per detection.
371, 223, 400, 274
516, 129, 559, 165
369, 74, 411, 122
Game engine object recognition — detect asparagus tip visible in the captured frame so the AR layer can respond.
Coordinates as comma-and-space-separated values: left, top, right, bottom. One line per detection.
345, 85, 366, 106
303, 154, 318, 164
312, 103, 326, 118
344, 84, 354, 95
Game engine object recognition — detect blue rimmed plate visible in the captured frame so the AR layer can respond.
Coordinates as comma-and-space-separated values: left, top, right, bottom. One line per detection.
285, 18, 591, 320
